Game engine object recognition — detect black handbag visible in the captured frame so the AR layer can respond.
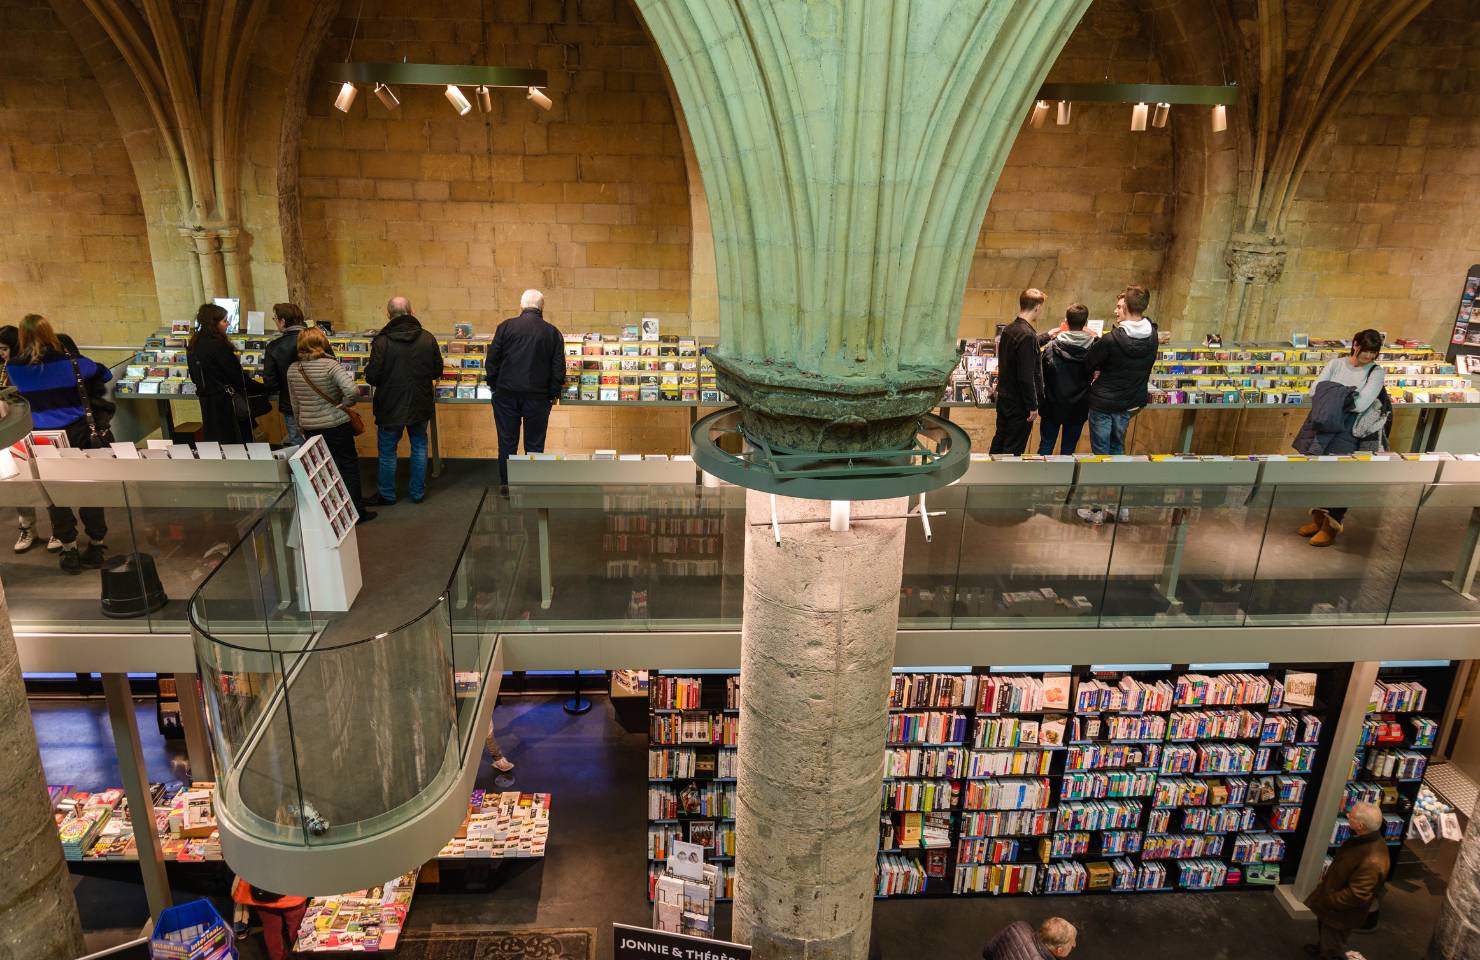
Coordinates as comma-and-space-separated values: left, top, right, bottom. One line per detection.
67, 356, 112, 449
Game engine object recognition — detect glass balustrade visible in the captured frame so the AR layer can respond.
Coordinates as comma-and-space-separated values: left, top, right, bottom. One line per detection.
477, 476, 1480, 631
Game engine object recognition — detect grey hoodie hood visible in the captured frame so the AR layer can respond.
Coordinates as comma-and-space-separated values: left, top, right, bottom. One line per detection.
1055, 329, 1096, 349
1119, 317, 1154, 339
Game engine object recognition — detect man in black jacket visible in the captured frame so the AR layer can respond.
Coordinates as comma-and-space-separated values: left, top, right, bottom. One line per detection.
1036, 303, 1095, 456
988, 288, 1046, 456
261, 302, 329, 446
365, 296, 442, 505
487, 289, 566, 488
1077, 285, 1158, 524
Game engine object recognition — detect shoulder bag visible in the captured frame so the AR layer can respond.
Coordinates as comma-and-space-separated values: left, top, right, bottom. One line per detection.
294, 363, 365, 436
67, 356, 112, 449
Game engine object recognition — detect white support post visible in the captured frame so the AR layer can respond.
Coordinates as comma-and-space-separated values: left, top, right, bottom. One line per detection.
829, 500, 850, 532
102, 673, 172, 921
1276, 660, 1380, 918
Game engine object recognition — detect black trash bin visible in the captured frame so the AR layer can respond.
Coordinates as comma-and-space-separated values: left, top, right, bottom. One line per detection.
100, 553, 168, 618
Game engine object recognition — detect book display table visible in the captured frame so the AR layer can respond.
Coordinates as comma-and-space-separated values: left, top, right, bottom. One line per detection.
293, 871, 417, 953
435, 791, 551, 860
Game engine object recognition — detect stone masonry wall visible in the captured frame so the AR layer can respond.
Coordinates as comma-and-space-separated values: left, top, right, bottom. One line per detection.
0, 0, 159, 344
962, 0, 1173, 337
1256, 0, 1480, 344
298, 0, 690, 338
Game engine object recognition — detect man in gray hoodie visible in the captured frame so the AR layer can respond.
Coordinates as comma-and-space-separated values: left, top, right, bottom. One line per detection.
1036, 303, 1095, 456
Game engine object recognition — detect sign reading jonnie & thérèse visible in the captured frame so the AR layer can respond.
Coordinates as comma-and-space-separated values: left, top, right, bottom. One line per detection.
614, 924, 751, 960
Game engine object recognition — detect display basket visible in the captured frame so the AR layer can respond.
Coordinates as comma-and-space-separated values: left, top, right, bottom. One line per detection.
149, 898, 236, 960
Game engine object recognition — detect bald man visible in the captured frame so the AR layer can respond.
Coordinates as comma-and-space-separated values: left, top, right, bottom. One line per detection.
365, 296, 442, 504
1304, 801, 1391, 959
486, 289, 566, 489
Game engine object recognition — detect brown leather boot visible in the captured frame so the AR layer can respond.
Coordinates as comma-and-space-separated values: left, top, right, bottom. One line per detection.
1309, 513, 1343, 547
1298, 509, 1328, 538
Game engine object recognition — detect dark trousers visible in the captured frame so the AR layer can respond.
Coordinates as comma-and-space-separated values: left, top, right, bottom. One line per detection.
1326, 507, 1349, 523
257, 902, 307, 960
1316, 922, 1349, 960
989, 397, 1033, 456
305, 422, 366, 519
1037, 404, 1088, 456
49, 505, 106, 545
493, 393, 553, 485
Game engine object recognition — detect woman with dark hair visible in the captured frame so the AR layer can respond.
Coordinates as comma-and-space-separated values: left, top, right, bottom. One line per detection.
6, 314, 113, 573
187, 302, 265, 444
1295, 329, 1389, 547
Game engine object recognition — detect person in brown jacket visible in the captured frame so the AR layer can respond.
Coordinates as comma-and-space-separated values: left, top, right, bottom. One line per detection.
1304, 801, 1390, 959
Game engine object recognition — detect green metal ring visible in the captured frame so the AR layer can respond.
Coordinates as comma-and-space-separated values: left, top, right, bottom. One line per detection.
690, 407, 970, 501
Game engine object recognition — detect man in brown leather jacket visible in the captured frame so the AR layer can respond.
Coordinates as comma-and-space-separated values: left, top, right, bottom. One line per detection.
1304, 801, 1390, 959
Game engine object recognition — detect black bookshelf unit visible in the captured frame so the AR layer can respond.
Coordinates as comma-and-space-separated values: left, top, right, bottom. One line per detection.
645, 664, 1349, 902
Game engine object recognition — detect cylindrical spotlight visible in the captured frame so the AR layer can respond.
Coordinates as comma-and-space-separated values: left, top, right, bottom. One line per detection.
1030, 99, 1049, 128
1152, 102, 1170, 128
334, 82, 358, 113
445, 84, 473, 116
1130, 102, 1148, 132
527, 86, 553, 111
1211, 103, 1228, 133
1056, 100, 1072, 125
373, 83, 400, 111
477, 85, 493, 113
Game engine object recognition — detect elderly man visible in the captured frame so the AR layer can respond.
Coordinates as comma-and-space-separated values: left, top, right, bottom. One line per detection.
486, 289, 566, 489
1304, 801, 1390, 959
982, 917, 1076, 960
364, 296, 441, 505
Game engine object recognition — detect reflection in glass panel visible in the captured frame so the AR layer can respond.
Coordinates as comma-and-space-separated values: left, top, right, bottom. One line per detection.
1388, 483, 1480, 623
953, 485, 1119, 628
1100, 485, 1270, 626
0, 479, 151, 631
899, 485, 966, 628
1246, 483, 1423, 625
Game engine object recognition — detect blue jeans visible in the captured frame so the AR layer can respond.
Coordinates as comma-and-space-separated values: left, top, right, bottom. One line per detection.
1088, 410, 1131, 455
282, 412, 305, 447
377, 420, 428, 502
1037, 406, 1088, 456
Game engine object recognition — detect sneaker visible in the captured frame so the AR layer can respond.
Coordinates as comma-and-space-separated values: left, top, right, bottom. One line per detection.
492, 757, 515, 773
410, 496, 425, 504
47, 536, 63, 553
80, 543, 108, 568
13, 528, 34, 553
1076, 508, 1106, 525
364, 493, 394, 507
1116, 507, 1131, 524
356, 511, 378, 524
59, 544, 81, 575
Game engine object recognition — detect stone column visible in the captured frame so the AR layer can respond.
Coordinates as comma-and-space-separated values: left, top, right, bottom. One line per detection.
1223, 232, 1288, 342
0, 579, 86, 959
1430, 792, 1480, 960
733, 491, 906, 960
189, 229, 227, 302
218, 226, 249, 310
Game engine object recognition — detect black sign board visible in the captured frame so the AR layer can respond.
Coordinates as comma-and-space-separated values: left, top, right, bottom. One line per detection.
614, 924, 751, 960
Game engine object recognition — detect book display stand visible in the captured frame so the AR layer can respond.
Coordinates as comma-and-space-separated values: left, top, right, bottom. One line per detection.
652, 855, 723, 939
646, 675, 738, 903
1332, 663, 1456, 875
647, 665, 1343, 901
287, 435, 361, 611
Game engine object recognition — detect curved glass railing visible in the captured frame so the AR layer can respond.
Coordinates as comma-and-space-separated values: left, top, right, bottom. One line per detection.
189, 489, 507, 872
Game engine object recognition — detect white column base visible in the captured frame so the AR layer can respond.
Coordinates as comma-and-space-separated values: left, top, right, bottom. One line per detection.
1275, 883, 1315, 920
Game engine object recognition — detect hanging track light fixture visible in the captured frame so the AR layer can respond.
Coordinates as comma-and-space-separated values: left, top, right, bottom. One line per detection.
1033, 82, 1239, 133
1029, 99, 1049, 128
333, 81, 358, 113
373, 82, 399, 110
323, 63, 550, 115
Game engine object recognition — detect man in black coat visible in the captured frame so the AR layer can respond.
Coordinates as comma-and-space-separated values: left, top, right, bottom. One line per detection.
365, 296, 442, 505
1036, 303, 1095, 456
261, 302, 329, 446
486, 289, 566, 488
988, 288, 1046, 456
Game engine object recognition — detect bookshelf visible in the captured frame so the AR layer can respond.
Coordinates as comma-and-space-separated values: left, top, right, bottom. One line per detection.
1332, 663, 1456, 874
648, 665, 1343, 901
646, 674, 740, 902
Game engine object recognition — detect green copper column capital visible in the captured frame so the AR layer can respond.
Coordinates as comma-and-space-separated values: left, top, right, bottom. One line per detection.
638, 0, 1090, 451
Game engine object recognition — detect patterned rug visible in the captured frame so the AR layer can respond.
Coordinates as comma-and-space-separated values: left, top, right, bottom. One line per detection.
395, 927, 596, 960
